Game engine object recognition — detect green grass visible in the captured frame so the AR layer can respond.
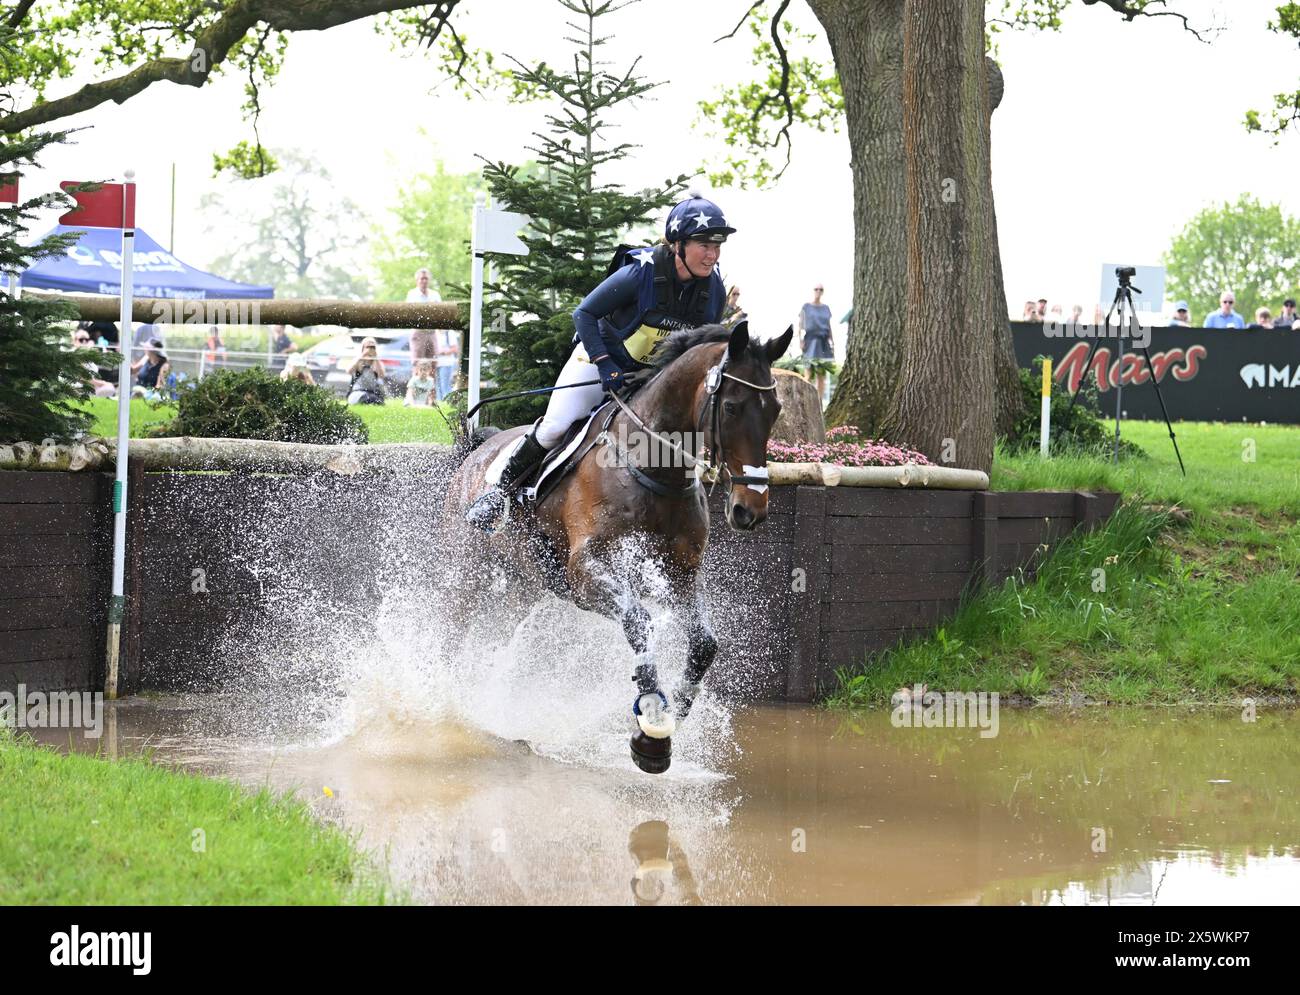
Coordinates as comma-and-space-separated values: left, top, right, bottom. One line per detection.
74, 397, 456, 445
829, 420, 1300, 708
0, 728, 397, 904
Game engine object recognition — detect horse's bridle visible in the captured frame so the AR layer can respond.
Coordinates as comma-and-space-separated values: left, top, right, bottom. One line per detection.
604, 346, 777, 500
695, 350, 778, 498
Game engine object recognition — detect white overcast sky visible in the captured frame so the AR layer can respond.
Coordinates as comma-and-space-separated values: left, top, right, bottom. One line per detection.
16, 0, 1300, 346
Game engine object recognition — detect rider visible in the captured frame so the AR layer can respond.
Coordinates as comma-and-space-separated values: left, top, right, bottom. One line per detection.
466, 192, 735, 530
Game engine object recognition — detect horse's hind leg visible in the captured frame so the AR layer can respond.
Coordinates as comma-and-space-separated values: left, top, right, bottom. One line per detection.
566, 544, 673, 774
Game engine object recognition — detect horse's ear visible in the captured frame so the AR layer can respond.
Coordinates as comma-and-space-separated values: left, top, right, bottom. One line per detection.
766, 325, 795, 363
727, 321, 750, 360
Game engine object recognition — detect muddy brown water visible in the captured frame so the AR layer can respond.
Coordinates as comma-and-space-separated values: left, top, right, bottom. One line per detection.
35, 699, 1300, 905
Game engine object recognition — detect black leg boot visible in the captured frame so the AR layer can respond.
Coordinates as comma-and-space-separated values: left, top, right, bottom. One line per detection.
465, 429, 549, 531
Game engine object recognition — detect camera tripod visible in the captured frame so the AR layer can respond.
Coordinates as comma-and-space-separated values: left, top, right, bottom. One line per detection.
1058, 275, 1185, 475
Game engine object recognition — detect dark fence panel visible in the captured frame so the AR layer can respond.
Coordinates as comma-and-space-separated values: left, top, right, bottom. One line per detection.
1011, 321, 1300, 423
0, 468, 1119, 703
0, 472, 111, 694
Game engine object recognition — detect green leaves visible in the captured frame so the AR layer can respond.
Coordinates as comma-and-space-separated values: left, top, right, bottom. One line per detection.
1161, 194, 1300, 325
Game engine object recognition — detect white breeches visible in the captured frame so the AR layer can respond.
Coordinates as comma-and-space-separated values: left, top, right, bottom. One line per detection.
536, 346, 609, 449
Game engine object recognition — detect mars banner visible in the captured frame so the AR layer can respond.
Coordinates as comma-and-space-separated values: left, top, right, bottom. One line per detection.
1011, 322, 1300, 423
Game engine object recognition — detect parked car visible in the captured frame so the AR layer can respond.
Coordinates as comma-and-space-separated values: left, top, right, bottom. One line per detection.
301, 330, 413, 398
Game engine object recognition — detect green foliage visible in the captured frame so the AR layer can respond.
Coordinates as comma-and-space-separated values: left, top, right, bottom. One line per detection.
1162, 194, 1300, 323
153, 368, 367, 444
697, 15, 842, 189
0, 131, 120, 444
1002, 356, 1145, 458
472, 0, 688, 427
370, 154, 480, 301
1245, 3, 1300, 138
775, 354, 838, 379
211, 140, 280, 180
200, 149, 370, 299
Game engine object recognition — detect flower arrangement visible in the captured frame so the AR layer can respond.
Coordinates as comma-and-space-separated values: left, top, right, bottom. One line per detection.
767, 425, 932, 467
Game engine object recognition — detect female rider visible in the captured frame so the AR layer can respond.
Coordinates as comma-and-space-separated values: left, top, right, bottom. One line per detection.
466, 193, 736, 530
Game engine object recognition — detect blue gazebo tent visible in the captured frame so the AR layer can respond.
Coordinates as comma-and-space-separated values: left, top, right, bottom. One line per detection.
20, 225, 274, 299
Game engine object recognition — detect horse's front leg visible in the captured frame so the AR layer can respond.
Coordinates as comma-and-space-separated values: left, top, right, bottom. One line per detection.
670, 576, 718, 722
567, 542, 674, 774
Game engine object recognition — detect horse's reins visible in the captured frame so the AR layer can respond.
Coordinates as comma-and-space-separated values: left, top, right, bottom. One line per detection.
604, 349, 777, 498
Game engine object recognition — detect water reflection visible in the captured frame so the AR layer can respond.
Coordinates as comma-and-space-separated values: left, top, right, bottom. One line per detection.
29, 698, 1299, 905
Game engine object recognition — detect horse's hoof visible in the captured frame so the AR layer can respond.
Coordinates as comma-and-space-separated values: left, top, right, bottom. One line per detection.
634, 691, 675, 739
465, 488, 506, 532
631, 730, 671, 774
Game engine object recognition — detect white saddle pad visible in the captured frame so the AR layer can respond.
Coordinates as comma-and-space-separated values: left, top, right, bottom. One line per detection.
483, 407, 605, 501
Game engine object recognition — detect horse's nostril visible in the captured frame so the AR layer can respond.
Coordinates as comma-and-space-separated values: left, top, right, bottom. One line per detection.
732, 504, 754, 527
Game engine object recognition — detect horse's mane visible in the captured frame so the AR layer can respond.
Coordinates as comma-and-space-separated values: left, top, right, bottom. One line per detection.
651, 324, 771, 371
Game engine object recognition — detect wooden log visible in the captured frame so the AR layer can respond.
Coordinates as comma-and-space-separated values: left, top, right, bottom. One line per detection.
24, 292, 464, 330
833, 463, 990, 489
110, 437, 453, 474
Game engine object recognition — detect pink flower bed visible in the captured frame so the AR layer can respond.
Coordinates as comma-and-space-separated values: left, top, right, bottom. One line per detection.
767, 425, 932, 467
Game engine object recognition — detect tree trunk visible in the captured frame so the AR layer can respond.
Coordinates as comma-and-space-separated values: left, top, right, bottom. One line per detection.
879, 0, 995, 473
809, 0, 906, 435
985, 57, 1025, 438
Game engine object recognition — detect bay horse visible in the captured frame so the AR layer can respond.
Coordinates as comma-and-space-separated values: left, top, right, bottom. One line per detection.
442, 322, 792, 774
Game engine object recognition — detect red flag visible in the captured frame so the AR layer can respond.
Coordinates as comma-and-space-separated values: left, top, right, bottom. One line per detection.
0, 173, 17, 205
59, 180, 136, 229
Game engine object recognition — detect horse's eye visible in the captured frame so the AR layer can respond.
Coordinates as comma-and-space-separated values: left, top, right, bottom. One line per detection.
723, 400, 740, 415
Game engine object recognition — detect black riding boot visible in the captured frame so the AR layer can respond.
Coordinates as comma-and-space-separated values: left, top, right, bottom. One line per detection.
465, 429, 549, 531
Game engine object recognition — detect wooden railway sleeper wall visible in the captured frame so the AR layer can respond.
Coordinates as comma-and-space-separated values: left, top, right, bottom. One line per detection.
0, 464, 1117, 702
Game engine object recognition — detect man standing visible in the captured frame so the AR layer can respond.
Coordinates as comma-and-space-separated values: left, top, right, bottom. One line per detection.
406, 267, 441, 304
798, 283, 834, 405
1204, 292, 1245, 329
1168, 301, 1192, 327
1274, 297, 1298, 330
269, 324, 297, 369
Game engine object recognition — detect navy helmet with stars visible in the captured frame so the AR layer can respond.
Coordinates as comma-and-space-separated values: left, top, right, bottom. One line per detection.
665, 192, 736, 244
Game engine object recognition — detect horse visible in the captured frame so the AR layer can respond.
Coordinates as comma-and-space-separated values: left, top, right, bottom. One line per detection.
442, 321, 793, 774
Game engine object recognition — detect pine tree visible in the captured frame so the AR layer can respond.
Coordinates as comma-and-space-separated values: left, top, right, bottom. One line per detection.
472, 0, 688, 426
0, 130, 118, 444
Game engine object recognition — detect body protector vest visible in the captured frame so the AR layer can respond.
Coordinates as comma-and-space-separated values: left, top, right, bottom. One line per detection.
575, 243, 726, 369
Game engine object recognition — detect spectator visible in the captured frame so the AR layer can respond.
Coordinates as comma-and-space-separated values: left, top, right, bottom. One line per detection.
1036, 298, 1048, 320
723, 284, 746, 326
280, 353, 316, 386
131, 339, 171, 399
87, 320, 120, 348
131, 322, 160, 361
1069, 304, 1085, 328
70, 327, 116, 397
347, 337, 387, 405
1022, 300, 1040, 321
269, 324, 297, 369
434, 328, 460, 400
1168, 301, 1191, 327
1048, 303, 1063, 324
1249, 307, 1273, 330
405, 359, 437, 407
405, 267, 442, 303
798, 283, 834, 404
1204, 292, 1245, 329
1274, 298, 1298, 329
202, 326, 227, 374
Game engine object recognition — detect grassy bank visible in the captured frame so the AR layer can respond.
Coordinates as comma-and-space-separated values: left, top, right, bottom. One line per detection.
829, 421, 1300, 708
75, 396, 456, 444
0, 729, 395, 904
